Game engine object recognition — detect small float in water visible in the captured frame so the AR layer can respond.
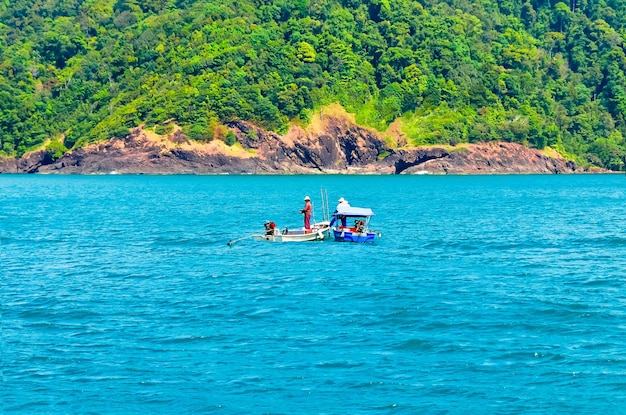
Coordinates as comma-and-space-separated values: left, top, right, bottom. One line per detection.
330, 206, 380, 243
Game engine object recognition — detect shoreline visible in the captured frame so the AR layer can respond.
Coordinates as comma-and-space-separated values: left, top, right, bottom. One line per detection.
0, 119, 610, 175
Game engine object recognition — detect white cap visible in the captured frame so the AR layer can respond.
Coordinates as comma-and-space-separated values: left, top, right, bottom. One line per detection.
338, 197, 345, 203
304, 196, 310, 201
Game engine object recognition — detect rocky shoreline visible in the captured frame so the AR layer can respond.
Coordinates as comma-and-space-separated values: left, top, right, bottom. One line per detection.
0, 117, 588, 175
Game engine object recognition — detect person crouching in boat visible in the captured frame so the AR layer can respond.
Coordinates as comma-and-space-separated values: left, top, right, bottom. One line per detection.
300, 196, 312, 230
355, 220, 365, 233
264, 220, 276, 235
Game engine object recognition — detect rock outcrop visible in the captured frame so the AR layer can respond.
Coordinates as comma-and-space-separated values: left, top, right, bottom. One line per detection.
227, 118, 387, 173
0, 117, 586, 174
380, 142, 581, 174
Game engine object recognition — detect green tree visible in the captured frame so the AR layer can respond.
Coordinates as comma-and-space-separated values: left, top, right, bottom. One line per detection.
225, 130, 237, 146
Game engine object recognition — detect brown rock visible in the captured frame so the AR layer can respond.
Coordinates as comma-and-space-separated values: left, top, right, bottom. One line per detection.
0, 120, 589, 175
14, 150, 52, 173
227, 117, 388, 172
0, 157, 18, 173
400, 142, 582, 174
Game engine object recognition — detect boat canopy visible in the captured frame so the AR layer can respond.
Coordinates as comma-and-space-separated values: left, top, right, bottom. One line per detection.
333, 206, 375, 217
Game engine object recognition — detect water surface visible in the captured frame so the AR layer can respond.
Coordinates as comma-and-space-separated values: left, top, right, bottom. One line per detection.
2, 174, 626, 413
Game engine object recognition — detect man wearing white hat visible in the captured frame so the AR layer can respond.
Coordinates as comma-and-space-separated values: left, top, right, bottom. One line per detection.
336, 197, 350, 210
300, 196, 312, 230
331, 197, 350, 228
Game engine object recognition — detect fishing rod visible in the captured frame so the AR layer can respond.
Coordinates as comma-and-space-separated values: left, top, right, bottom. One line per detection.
320, 187, 329, 222
227, 234, 256, 246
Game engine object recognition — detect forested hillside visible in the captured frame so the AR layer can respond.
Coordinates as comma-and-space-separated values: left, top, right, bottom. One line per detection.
2, 0, 625, 169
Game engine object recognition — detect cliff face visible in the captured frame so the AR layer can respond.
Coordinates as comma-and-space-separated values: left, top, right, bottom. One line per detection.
0, 117, 584, 174
228, 118, 388, 173
380, 142, 581, 174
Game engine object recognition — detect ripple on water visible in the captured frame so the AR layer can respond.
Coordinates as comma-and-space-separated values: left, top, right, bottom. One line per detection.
3, 175, 626, 413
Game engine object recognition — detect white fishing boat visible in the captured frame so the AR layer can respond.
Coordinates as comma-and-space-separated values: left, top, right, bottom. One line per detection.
227, 189, 332, 246
252, 221, 330, 242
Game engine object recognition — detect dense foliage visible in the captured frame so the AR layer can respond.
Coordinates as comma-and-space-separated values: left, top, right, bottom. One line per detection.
1, 0, 626, 169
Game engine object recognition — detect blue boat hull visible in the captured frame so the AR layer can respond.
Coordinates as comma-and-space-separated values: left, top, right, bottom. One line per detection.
333, 230, 376, 243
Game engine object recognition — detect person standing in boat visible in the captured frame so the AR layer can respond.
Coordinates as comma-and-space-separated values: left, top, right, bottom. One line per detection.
300, 196, 312, 230
330, 197, 350, 228
336, 197, 350, 211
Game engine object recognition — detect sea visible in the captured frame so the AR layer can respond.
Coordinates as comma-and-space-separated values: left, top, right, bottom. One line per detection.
2, 174, 626, 414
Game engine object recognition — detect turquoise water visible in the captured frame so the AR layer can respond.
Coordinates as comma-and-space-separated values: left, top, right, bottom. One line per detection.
2, 174, 626, 414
